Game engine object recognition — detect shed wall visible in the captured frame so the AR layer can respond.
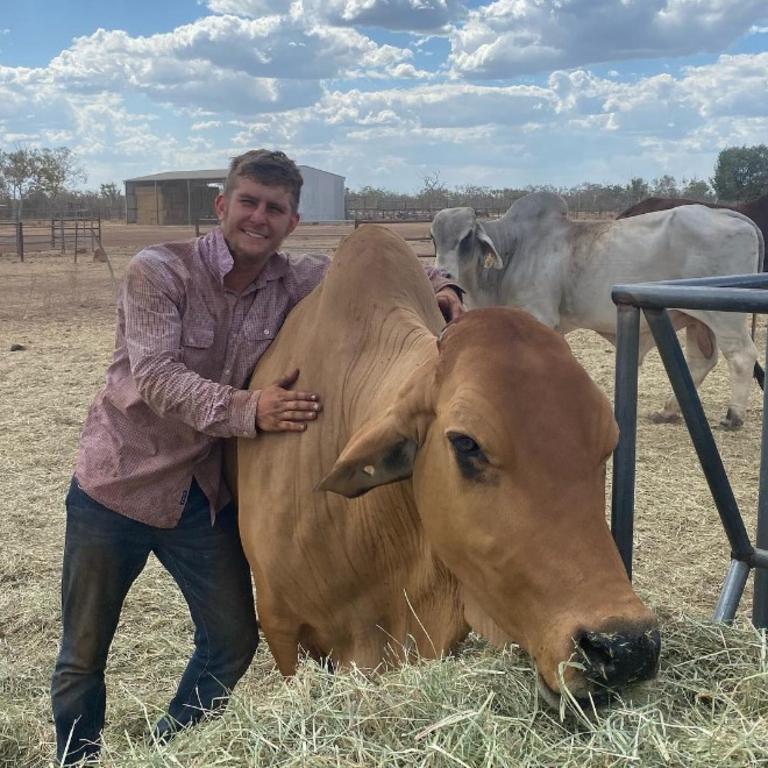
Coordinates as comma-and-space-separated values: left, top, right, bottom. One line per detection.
298, 167, 345, 222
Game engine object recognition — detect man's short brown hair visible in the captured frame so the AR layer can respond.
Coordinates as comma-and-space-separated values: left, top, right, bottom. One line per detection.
223, 149, 303, 213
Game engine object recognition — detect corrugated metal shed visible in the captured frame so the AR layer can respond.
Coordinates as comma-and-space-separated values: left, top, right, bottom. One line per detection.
124, 165, 345, 225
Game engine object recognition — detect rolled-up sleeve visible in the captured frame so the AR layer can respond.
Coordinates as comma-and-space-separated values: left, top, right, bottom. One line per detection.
424, 265, 464, 299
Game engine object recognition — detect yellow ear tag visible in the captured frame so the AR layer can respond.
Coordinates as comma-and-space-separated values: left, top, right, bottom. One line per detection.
483, 251, 496, 269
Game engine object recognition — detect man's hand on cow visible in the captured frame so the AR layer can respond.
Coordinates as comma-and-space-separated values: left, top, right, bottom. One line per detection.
436, 287, 466, 323
256, 368, 322, 432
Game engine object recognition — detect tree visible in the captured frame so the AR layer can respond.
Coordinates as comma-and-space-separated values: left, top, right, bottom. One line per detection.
417, 170, 449, 210
0, 146, 85, 219
99, 182, 122, 203
680, 177, 713, 201
712, 145, 768, 201
625, 177, 650, 205
651, 174, 679, 198
39, 147, 86, 197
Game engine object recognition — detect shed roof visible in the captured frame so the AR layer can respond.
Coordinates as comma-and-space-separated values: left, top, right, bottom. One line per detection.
125, 169, 226, 183
125, 165, 344, 183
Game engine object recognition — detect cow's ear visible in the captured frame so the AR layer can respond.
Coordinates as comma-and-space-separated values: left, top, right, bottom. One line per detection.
318, 359, 436, 498
476, 223, 503, 270
318, 417, 417, 497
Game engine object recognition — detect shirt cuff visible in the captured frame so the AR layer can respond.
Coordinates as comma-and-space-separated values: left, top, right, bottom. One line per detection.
427, 267, 464, 299
229, 389, 261, 437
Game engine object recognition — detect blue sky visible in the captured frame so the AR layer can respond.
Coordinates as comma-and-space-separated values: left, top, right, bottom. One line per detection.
1, 1, 767, 193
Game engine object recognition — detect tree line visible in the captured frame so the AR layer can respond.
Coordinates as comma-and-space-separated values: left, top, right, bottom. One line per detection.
2, 144, 767, 222
0, 147, 125, 220
347, 145, 768, 217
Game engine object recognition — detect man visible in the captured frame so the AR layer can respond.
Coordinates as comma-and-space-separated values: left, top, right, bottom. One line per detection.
51, 149, 464, 764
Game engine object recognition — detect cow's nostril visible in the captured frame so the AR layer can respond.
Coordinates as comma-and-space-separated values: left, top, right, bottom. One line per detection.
576, 628, 660, 689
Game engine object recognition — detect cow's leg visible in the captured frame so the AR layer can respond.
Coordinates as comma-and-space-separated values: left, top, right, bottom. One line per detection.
716, 323, 758, 430
655, 321, 719, 423
261, 622, 301, 676
250, 583, 302, 675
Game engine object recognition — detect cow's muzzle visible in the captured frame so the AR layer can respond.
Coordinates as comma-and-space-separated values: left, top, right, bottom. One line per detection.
576, 627, 661, 691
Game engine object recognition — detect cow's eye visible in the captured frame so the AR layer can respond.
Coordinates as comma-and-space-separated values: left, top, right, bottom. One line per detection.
448, 433, 483, 457
448, 432, 488, 480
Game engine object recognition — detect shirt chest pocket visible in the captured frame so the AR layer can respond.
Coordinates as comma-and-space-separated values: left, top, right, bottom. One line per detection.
182, 326, 215, 348
181, 322, 218, 378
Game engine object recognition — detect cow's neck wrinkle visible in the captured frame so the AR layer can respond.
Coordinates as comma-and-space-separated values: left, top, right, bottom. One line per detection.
333, 310, 437, 430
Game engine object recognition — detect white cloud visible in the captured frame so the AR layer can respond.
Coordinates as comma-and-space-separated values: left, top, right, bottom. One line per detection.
39, 15, 413, 116
449, 0, 768, 78
206, 0, 295, 14
308, 0, 465, 33
206, 0, 466, 32
191, 120, 224, 130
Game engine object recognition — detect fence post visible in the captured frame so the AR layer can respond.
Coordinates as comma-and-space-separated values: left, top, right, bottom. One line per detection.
51, 218, 55, 248
16, 221, 24, 262
60, 218, 66, 254
74, 219, 79, 263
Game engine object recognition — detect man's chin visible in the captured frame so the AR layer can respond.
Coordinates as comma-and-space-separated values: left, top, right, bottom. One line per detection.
231, 240, 274, 264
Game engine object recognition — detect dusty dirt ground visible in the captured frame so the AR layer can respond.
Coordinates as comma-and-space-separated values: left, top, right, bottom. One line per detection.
1, 221, 765, 757
1, 220, 765, 611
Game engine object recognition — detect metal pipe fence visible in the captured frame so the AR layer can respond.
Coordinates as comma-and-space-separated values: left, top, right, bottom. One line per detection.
611, 273, 768, 627
0, 217, 102, 261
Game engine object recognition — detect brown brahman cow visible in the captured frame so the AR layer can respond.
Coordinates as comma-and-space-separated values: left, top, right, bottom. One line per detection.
617, 192, 768, 254
237, 224, 659, 703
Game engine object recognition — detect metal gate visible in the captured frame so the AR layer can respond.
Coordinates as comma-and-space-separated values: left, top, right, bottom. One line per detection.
611, 273, 768, 627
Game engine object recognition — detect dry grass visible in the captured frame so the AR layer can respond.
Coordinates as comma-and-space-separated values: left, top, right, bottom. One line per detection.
1, 224, 767, 766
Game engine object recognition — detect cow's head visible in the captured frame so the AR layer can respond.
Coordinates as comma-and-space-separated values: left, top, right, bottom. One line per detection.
430, 195, 571, 309
320, 308, 659, 703
431, 208, 503, 305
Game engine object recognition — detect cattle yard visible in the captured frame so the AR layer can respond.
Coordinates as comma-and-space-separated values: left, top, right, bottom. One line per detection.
1, 221, 767, 766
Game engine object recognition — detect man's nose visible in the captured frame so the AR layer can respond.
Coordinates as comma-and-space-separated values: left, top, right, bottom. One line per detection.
248, 204, 268, 223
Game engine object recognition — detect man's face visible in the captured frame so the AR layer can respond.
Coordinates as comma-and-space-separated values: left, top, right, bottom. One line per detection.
215, 177, 300, 269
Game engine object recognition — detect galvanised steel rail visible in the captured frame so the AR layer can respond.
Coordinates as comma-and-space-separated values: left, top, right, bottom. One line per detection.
611, 272, 768, 627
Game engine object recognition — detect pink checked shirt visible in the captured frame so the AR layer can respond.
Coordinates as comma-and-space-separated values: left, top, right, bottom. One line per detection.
75, 227, 456, 528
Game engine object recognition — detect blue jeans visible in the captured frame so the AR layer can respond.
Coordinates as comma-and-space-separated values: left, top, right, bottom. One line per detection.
51, 477, 259, 765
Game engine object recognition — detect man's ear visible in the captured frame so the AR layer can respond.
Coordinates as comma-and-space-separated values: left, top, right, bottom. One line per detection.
214, 192, 228, 222
476, 222, 503, 270
318, 357, 437, 498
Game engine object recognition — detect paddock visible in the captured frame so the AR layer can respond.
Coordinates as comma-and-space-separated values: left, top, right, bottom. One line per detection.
1, 221, 766, 765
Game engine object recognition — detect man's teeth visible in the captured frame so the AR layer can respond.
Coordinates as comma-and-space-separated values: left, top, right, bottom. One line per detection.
243, 230, 266, 239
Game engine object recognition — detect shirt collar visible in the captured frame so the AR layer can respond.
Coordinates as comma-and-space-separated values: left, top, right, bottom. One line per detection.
202, 227, 289, 290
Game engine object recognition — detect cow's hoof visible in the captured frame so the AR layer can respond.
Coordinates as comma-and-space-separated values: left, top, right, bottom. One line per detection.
720, 409, 743, 430
648, 411, 680, 424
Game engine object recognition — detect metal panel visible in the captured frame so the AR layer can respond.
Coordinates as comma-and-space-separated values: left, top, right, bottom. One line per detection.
611, 273, 768, 627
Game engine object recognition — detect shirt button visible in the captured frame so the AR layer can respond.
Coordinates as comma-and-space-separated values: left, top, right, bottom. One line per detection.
263, 329, 270, 336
